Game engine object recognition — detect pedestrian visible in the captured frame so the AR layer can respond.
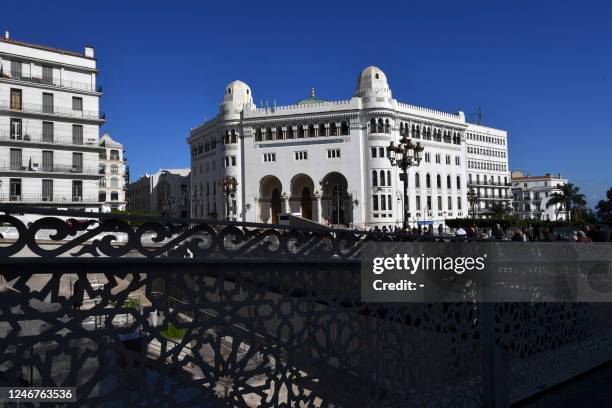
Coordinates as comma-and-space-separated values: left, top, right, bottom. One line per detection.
438, 224, 443, 236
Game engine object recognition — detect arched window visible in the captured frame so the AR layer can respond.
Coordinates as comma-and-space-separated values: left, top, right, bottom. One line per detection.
265, 127, 272, 141
426, 174, 431, 188
330, 123, 337, 136
436, 174, 441, 189
318, 123, 326, 137
255, 128, 262, 141
456, 176, 461, 189
286, 126, 294, 139
415, 173, 420, 188
377, 118, 384, 133
384, 119, 390, 133
224, 130, 230, 144
380, 170, 385, 186
110, 150, 120, 160
230, 129, 237, 143
399, 122, 404, 135
372, 171, 378, 186
298, 125, 304, 138
447, 175, 451, 189
110, 164, 118, 174
308, 124, 315, 137
340, 121, 349, 135
387, 170, 391, 187
275, 126, 283, 140
370, 118, 376, 134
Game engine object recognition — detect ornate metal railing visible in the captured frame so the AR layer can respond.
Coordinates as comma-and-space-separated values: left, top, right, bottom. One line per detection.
0, 207, 611, 407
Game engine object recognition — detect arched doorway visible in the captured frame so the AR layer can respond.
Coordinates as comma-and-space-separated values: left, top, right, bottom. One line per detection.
301, 187, 312, 219
290, 174, 315, 220
322, 172, 351, 226
259, 175, 283, 223
270, 188, 281, 224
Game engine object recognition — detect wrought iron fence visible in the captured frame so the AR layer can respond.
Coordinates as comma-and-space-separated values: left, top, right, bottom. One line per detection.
0, 207, 611, 407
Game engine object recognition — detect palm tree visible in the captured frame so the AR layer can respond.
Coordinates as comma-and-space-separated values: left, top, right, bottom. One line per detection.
546, 183, 586, 221
487, 202, 512, 219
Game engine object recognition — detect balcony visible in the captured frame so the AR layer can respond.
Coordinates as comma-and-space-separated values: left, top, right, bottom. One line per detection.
0, 130, 101, 148
0, 162, 100, 176
0, 71, 97, 92
0, 100, 105, 121
0, 193, 101, 203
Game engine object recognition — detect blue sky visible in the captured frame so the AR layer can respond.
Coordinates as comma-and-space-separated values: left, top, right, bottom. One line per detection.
3, 1, 611, 205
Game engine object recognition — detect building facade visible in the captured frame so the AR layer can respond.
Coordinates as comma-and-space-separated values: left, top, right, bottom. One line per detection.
127, 169, 190, 218
511, 171, 568, 220
0, 32, 104, 209
188, 66, 509, 229
465, 124, 511, 217
98, 132, 127, 212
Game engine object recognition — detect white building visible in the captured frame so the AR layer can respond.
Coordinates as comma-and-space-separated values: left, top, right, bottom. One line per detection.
98, 132, 127, 212
188, 66, 510, 229
511, 171, 568, 220
0, 32, 104, 209
127, 169, 190, 218
465, 124, 511, 216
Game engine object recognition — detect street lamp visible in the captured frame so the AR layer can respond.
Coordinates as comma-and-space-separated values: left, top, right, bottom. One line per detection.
388, 134, 424, 230
219, 176, 238, 220
467, 188, 480, 223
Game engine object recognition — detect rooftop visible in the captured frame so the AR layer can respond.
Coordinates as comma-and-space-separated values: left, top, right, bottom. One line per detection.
0, 35, 94, 60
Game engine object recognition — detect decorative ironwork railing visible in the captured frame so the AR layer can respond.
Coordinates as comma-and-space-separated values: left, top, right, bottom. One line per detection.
0, 207, 611, 407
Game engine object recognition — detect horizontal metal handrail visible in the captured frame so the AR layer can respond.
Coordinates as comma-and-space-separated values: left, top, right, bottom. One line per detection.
0, 130, 100, 147
0, 162, 100, 175
2, 71, 95, 92
0, 100, 105, 120
0, 193, 101, 203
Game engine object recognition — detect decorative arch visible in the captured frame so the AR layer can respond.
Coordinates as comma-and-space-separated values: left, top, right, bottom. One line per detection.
321, 172, 351, 226
259, 175, 283, 223
290, 174, 315, 220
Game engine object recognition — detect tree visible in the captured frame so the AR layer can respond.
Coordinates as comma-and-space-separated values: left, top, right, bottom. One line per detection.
487, 202, 513, 219
546, 183, 586, 222
596, 187, 612, 222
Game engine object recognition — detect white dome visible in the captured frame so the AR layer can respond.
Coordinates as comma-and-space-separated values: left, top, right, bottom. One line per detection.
223, 80, 254, 107
355, 66, 391, 96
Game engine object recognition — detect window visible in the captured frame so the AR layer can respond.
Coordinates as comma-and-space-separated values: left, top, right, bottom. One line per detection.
387, 195, 392, 211
72, 180, 83, 201
448, 196, 452, 210
10, 89, 22, 110
295, 151, 308, 160
99, 191, 106, 202
42, 150, 53, 172
435, 154, 441, 164
10, 118, 22, 140
265, 127, 272, 141
110, 164, 118, 174
445, 155, 451, 165
436, 175, 441, 189
72, 125, 83, 145
231, 156, 236, 166
427, 196, 432, 211
415, 173, 420, 188
72, 153, 83, 172
298, 125, 305, 138
255, 128, 262, 141
455, 156, 460, 166
426, 174, 431, 188
318, 123, 326, 137
447, 175, 451, 189
416, 195, 421, 211
372, 171, 378, 186
381, 194, 386, 211
327, 149, 341, 158
42, 179, 53, 201
111, 191, 119, 201
42, 93, 54, 114
275, 126, 283, 140
308, 124, 315, 137
111, 177, 118, 188
457, 196, 462, 210
379, 170, 386, 186
424, 153, 431, 163
42, 65, 53, 84
373, 195, 379, 211
379, 147, 385, 158
340, 121, 349, 135
371, 147, 377, 158
330, 123, 337, 136
263, 153, 276, 162
286, 126, 294, 139
10, 148, 22, 170
9, 178, 21, 200
110, 149, 120, 160
42, 121, 54, 142
72, 97, 83, 111
456, 176, 461, 189
10, 60, 22, 78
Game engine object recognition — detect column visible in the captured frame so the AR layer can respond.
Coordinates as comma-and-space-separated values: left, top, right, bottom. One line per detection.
283, 193, 290, 213
315, 192, 323, 223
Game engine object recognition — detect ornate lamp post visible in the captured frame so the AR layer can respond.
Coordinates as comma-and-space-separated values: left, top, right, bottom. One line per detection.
219, 176, 238, 220
467, 188, 480, 224
388, 135, 424, 230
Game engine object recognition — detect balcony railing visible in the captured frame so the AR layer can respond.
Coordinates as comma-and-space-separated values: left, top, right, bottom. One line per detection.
0, 194, 100, 203
0, 100, 105, 120
1, 71, 96, 92
0, 130, 100, 147
0, 162, 100, 175
0, 207, 610, 407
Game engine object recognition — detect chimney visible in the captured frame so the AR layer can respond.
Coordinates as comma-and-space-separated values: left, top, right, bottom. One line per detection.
4, 31, 9, 40
84, 45, 95, 58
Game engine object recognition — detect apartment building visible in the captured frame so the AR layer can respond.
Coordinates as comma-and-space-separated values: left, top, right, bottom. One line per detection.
99, 132, 127, 212
0, 32, 104, 209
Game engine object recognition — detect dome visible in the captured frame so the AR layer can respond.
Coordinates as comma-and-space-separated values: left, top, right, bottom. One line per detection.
223, 80, 253, 107
354, 66, 391, 97
296, 88, 328, 105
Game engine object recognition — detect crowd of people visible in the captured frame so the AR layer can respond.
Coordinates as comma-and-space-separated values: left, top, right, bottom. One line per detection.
365, 223, 611, 242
